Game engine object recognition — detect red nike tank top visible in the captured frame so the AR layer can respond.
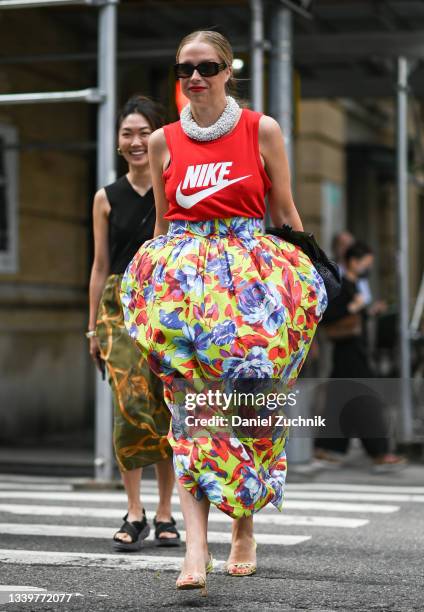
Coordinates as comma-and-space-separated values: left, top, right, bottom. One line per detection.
162, 109, 271, 221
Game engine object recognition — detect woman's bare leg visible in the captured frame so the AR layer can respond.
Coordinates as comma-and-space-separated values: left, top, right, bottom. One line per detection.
154, 457, 177, 539
115, 467, 143, 542
177, 479, 210, 576
226, 516, 256, 564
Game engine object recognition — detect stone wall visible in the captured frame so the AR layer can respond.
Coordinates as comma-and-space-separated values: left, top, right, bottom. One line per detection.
0, 9, 94, 441
295, 100, 346, 251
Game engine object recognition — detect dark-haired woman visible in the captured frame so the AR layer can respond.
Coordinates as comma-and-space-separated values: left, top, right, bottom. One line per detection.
88, 95, 180, 550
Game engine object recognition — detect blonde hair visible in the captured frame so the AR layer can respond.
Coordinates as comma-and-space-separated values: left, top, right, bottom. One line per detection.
176, 30, 236, 94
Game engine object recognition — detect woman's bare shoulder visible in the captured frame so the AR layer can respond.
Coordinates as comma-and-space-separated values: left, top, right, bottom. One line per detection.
258, 114, 283, 138
148, 127, 167, 153
93, 187, 110, 215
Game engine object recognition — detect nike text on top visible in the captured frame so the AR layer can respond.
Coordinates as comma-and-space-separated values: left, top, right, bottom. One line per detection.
182, 162, 234, 189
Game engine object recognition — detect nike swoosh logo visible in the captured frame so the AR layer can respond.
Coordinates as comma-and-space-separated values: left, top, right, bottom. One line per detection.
176, 175, 251, 209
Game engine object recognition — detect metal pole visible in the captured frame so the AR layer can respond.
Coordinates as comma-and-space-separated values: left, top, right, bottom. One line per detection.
94, 0, 117, 481
250, 0, 264, 112
396, 56, 414, 442
0, 0, 98, 8
410, 272, 424, 334
278, 0, 313, 20
269, 6, 293, 173
0, 89, 103, 105
0, 43, 249, 66
269, 5, 308, 463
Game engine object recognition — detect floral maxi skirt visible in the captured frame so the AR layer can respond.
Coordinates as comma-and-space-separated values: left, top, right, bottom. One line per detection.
121, 217, 327, 517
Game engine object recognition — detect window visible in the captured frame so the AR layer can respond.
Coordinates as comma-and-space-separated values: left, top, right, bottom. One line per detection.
0, 124, 18, 273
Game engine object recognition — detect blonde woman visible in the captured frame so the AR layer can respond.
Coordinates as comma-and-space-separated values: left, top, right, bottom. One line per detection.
122, 33, 327, 591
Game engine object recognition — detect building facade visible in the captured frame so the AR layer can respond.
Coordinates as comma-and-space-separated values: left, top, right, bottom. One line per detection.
1, 2, 423, 443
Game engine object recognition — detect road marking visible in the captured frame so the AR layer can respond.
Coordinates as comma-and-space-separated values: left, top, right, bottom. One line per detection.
0, 491, 181, 503
0, 549, 227, 571
0, 523, 310, 546
2, 479, 422, 496
0, 489, 415, 504
278, 492, 424, 503
0, 483, 73, 492
285, 501, 398, 513
0, 586, 46, 592
287, 484, 424, 494
0, 476, 78, 484
2, 478, 423, 496
0, 503, 383, 521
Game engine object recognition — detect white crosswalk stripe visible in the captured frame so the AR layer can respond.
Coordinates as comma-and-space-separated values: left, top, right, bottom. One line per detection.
0, 491, 401, 512
0, 549, 227, 571
0, 524, 310, 546
131, 480, 424, 495
1, 476, 421, 572
0, 506, 368, 528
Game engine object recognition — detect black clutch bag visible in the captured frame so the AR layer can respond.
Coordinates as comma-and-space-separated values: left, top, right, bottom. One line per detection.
265, 224, 341, 302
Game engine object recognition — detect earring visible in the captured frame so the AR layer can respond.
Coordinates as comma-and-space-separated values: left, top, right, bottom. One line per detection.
117, 147, 123, 156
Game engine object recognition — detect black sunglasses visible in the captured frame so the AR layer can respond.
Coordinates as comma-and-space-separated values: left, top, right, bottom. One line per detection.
174, 61, 227, 79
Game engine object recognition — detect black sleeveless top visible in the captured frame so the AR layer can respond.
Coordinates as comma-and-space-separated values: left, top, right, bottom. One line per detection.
105, 176, 156, 274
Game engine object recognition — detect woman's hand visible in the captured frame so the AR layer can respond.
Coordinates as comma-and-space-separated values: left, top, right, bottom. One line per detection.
347, 293, 366, 314
89, 336, 105, 376
368, 300, 387, 316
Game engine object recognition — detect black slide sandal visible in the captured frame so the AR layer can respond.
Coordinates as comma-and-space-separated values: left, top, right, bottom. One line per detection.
153, 516, 181, 547
113, 510, 150, 552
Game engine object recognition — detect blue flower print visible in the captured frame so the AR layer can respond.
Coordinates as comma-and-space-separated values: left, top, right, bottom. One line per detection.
198, 473, 223, 505
210, 320, 237, 346
153, 262, 166, 285
171, 237, 197, 262
282, 348, 305, 381
143, 284, 154, 303
174, 323, 212, 364
235, 467, 268, 508
223, 346, 274, 378
159, 308, 184, 330
175, 265, 204, 296
238, 281, 286, 334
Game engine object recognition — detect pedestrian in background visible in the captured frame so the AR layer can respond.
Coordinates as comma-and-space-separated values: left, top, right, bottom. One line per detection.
87, 95, 180, 551
315, 241, 406, 471
121, 31, 327, 593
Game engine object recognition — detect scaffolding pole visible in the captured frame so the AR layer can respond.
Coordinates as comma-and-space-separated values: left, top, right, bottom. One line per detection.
1, 0, 118, 476
0, 89, 103, 105
269, 6, 293, 172
94, 0, 117, 481
0, 0, 100, 8
396, 57, 414, 443
269, 4, 308, 463
250, 0, 264, 113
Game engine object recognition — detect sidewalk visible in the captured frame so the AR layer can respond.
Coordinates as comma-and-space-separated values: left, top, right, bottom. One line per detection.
289, 447, 424, 487
0, 431, 94, 477
1, 437, 422, 486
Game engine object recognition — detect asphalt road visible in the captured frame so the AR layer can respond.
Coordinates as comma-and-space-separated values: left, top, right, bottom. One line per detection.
0, 475, 423, 612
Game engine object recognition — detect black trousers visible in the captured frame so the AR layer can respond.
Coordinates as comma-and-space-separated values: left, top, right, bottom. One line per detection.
315, 340, 390, 458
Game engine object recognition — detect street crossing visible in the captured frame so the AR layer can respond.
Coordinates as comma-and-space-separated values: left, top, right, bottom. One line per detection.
1, 476, 422, 573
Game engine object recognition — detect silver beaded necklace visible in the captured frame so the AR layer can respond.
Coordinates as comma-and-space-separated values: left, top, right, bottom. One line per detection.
180, 96, 240, 142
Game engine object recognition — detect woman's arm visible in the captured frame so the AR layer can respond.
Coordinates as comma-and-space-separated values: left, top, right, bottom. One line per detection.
148, 128, 170, 238
259, 115, 303, 231
88, 189, 110, 367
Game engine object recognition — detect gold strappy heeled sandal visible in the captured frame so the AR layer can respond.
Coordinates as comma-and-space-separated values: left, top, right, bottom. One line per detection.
225, 539, 257, 577
176, 552, 213, 596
